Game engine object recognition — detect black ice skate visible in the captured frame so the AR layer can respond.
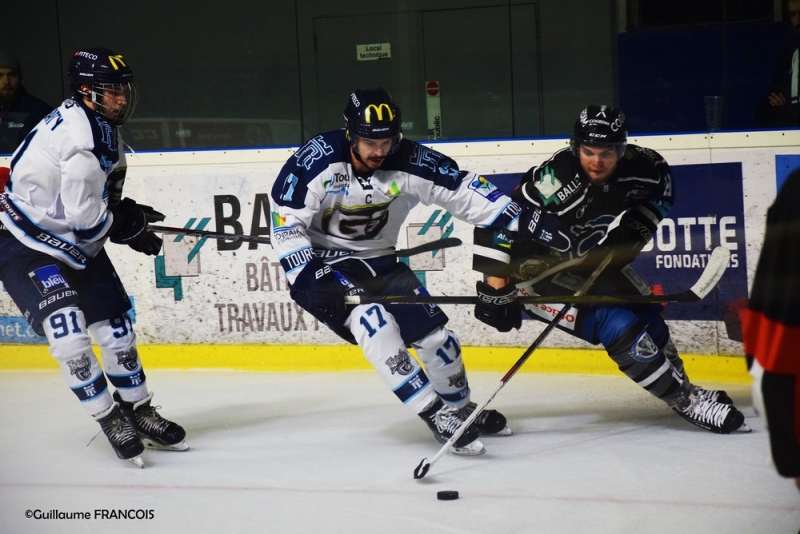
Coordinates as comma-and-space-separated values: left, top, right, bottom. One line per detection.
672, 392, 750, 434
94, 403, 145, 468
114, 391, 188, 451
691, 384, 732, 405
459, 402, 513, 436
419, 398, 484, 456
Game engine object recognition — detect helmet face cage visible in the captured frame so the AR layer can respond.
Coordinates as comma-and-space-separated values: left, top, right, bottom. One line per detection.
68, 48, 138, 126
343, 88, 402, 155
570, 105, 627, 159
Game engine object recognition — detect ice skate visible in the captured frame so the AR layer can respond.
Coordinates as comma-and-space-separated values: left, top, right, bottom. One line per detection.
691, 384, 732, 405
419, 398, 485, 456
114, 391, 188, 451
673, 392, 750, 434
459, 402, 512, 436
94, 403, 145, 467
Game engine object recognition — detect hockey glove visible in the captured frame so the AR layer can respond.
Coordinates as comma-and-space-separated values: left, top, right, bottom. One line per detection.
475, 281, 522, 333
517, 202, 572, 252
108, 198, 165, 256
580, 213, 653, 273
289, 257, 348, 331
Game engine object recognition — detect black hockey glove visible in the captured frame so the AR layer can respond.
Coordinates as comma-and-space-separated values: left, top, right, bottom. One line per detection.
475, 281, 522, 333
289, 257, 348, 331
516, 202, 572, 252
108, 198, 165, 256
579, 213, 653, 273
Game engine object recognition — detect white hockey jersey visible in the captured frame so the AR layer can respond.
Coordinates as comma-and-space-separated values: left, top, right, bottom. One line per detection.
270, 130, 522, 284
0, 97, 126, 269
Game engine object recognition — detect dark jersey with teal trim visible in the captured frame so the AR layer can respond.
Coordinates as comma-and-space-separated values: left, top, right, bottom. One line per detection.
474, 144, 674, 278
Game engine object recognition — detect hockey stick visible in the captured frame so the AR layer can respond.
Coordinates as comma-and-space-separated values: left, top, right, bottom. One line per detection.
348, 246, 731, 306
149, 225, 271, 244
412, 253, 615, 480
149, 225, 462, 257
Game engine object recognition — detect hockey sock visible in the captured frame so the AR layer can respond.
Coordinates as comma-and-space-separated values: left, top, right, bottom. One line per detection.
411, 326, 470, 409
42, 306, 112, 416
346, 303, 437, 414
88, 314, 148, 403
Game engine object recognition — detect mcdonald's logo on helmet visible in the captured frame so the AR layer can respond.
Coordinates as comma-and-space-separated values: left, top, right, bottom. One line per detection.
344, 88, 403, 153
364, 103, 394, 123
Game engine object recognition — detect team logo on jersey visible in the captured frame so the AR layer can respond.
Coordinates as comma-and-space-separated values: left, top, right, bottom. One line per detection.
294, 135, 334, 170
385, 181, 401, 197
354, 174, 373, 190
468, 176, 504, 202
271, 212, 288, 230
386, 349, 415, 376
632, 331, 660, 362
67, 354, 93, 382
273, 227, 306, 245
115, 348, 140, 372
324, 173, 350, 194
28, 265, 70, 296
534, 166, 562, 204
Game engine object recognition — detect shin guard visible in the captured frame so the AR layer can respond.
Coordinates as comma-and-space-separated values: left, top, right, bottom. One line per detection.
88, 314, 148, 403
42, 306, 112, 415
411, 327, 470, 409
347, 304, 437, 413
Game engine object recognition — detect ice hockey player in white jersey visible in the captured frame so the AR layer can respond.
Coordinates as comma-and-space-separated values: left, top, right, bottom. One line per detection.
0, 48, 186, 467
270, 88, 570, 454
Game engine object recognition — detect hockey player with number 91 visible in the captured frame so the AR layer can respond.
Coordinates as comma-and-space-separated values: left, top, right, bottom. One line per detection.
270, 88, 570, 455
472, 105, 750, 435
0, 48, 186, 467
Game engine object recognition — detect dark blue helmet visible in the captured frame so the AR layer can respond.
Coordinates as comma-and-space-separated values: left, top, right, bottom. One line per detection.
67, 48, 138, 126
343, 88, 402, 153
570, 105, 627, 159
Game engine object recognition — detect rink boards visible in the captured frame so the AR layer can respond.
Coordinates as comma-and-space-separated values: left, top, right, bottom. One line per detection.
1, 130, 798, 374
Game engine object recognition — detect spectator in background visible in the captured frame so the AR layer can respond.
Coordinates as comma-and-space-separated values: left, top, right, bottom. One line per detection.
0, 50, 53, 154
755, 0, 800, 127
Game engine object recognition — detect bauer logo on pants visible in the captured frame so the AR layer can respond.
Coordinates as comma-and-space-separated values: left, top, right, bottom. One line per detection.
28, 264, 70, 296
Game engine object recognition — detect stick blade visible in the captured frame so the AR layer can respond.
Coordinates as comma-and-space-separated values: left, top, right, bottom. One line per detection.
413, 458, 431, 479
689, 246, 730, 299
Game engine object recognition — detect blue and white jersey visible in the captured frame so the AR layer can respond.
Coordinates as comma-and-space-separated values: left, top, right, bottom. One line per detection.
0, 97, 126, 269
270, 130, 521, 283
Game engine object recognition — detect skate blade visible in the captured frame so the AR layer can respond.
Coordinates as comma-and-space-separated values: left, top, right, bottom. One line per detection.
486, 426, 513, 437
734, 423, 752, 433
450, 439, 486, 456
128, 455, 144, 468
142, 438, 189, 451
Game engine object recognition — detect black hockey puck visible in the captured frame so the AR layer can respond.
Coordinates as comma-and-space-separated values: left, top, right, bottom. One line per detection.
437, 490, 459, 500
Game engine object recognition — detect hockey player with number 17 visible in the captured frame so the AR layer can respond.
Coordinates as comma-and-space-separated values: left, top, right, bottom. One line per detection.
472, 105, 750, 434
0, 49, 186, 467
270, 88, 570, 455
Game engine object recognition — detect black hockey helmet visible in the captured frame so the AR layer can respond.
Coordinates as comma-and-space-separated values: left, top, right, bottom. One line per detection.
343, 87, 402, 154
67, 48, 138, 126
570, 105, 627, 159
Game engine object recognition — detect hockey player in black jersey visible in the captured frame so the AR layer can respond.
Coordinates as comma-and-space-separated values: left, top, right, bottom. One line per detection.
0, 49, 186, 466
271, 88, 569, 455
472, 105, 749, 434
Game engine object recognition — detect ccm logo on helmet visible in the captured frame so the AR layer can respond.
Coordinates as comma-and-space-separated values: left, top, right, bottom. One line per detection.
365, 104, 393, 123
76, 51, 98, 60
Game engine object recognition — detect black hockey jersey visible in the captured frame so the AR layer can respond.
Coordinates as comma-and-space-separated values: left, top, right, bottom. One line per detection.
474, 145, 674, 278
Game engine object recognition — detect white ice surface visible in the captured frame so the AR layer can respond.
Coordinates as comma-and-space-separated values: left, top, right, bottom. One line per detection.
1, 370, 797, 533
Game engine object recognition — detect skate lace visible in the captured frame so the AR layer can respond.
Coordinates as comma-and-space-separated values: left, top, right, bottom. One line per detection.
689, 399, 730, 428
101, 414, 138, 445
433, 407, 463, 435
692, 386, 719, 403
136, 405, 172, 435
